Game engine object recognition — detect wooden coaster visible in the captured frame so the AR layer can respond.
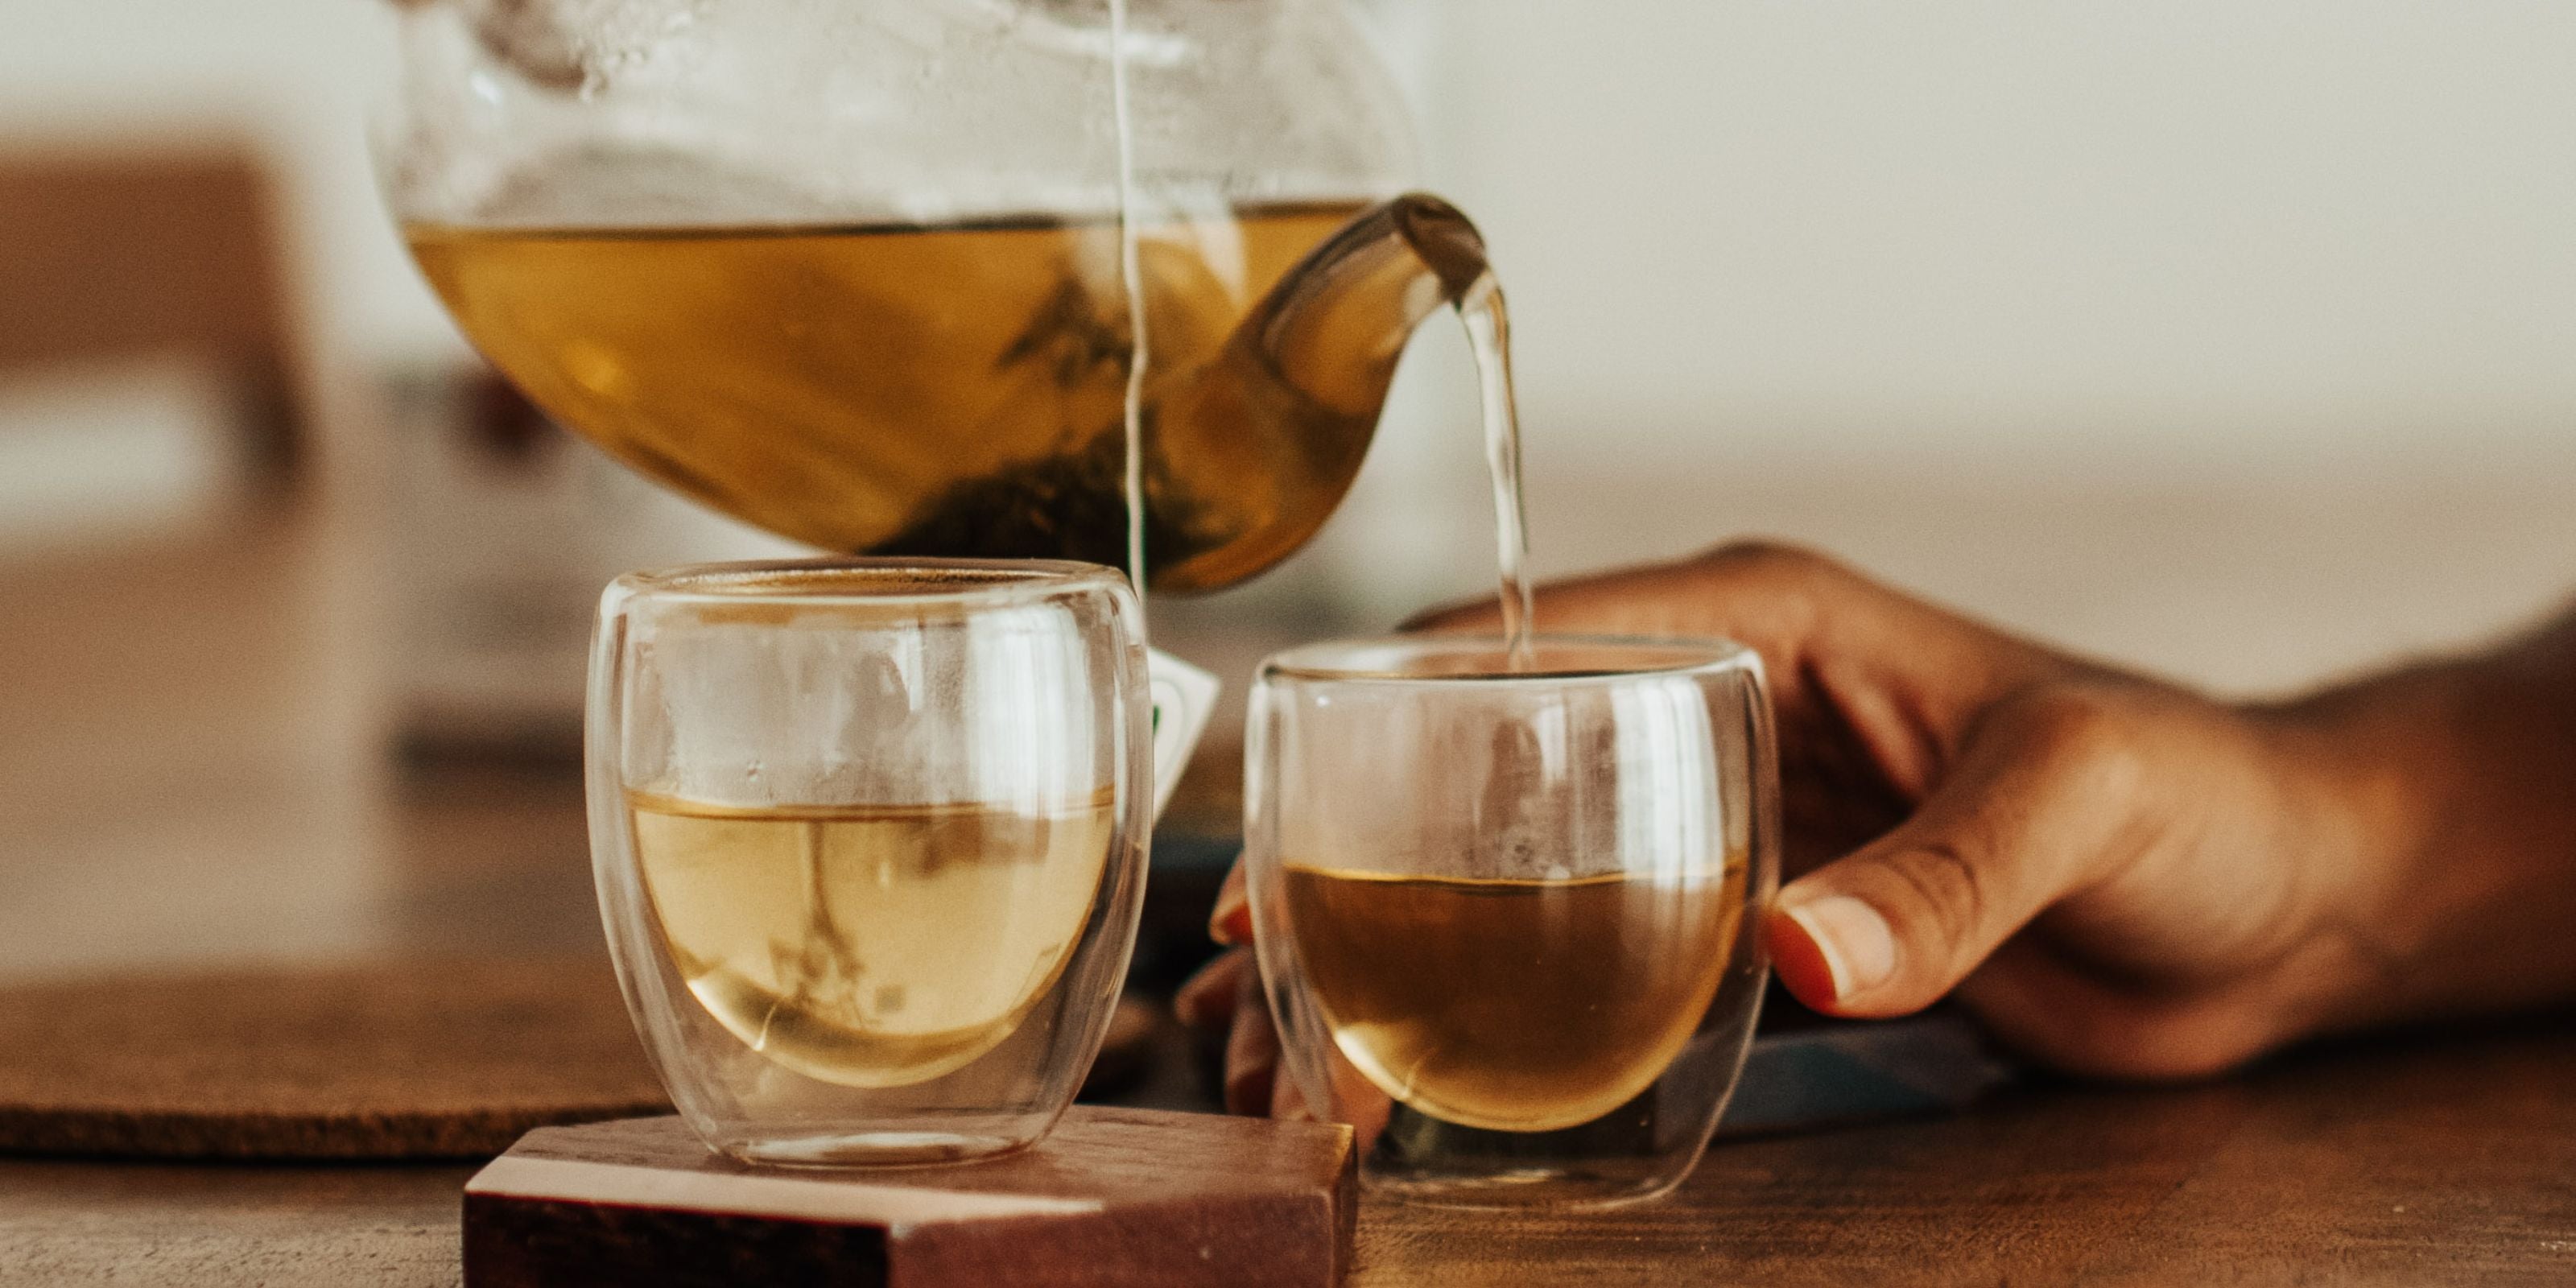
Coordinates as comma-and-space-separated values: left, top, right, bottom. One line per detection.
464, 1109, 1356, 1287
0, 956, 668, 1160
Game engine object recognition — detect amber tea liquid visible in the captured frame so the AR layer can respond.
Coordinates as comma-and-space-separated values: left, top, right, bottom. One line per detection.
1282, 861, 1744, 1133
407, 205, 1368, 590
628, 791, 1113, 1089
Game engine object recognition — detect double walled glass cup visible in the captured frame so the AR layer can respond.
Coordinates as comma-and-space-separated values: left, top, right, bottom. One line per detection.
1246, 637, 1779, 1208
588, 559, 1151, 1167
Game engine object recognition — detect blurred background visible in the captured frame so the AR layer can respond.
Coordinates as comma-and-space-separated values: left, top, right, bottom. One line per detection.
3, 0, 2572, 1032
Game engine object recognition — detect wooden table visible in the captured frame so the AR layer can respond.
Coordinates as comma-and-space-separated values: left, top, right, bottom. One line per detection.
1368, 1024, 2576, 1286
6, 510, 2574, 1285
3, 1022, 2570, 1285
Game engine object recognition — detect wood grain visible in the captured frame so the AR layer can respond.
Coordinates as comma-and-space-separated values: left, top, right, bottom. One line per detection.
1354, 1022, 2576, 1287
2, 1022, 2570, 1286
463, 1110, 1356, 1288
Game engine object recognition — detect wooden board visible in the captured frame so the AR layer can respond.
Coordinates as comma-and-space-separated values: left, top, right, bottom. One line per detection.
0, 956, 667, 1160
464, 1109, 1356, 1288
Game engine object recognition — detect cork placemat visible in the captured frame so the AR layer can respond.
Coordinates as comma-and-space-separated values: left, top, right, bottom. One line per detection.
0, 955, 669, 1161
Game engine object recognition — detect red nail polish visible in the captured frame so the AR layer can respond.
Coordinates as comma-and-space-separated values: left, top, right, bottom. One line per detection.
1209, 902, 1253, 947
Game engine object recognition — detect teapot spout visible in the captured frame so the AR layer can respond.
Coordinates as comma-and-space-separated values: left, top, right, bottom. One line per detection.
1255, 193, 1493, 421
1147, 194, 1495, 591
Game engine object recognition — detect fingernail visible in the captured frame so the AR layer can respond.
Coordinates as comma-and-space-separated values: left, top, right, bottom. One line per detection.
1783, 895, 1898, 1000
1209, 897, 1252, 947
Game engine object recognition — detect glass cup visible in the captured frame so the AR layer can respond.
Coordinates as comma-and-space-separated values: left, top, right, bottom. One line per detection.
1245, 636, 1779, 1208
587, 558, 1152, 1166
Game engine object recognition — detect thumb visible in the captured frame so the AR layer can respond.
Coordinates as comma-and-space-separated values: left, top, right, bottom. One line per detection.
1766, 686, 2140, 1018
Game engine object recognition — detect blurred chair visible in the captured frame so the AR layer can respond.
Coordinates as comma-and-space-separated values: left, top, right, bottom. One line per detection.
0, 143, 305, 484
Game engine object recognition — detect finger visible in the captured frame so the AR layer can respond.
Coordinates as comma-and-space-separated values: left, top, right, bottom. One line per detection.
1208, 861, 1251, 947
1403, 554, 1719, 638
1223, 957, 1281, 1115
1175, 947, 1249, 1030
1404, 543, 2063, 766
1767, 686, 2144, 1018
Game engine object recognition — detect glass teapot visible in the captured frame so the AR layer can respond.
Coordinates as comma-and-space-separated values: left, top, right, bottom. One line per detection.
382, 0, 1492, 591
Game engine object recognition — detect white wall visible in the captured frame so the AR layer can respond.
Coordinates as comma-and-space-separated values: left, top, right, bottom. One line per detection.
1402, 0, 2576, 473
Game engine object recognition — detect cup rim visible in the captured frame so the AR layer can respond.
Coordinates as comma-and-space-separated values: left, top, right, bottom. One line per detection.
609, 556, 1133, 606
1258, 633, 1760, 686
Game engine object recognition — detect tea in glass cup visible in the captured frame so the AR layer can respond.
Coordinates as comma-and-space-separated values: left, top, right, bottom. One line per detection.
588, 559, 1152, 1166
1245, 636, 1779, 1207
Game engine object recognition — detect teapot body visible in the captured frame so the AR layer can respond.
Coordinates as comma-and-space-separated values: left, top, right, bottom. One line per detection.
386, 0, 1426, 589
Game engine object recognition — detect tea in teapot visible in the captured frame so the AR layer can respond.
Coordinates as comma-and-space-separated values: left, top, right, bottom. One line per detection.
407, 196, 1509, 596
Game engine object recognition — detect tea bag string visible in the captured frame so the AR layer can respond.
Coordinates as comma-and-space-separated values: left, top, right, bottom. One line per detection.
1108, 0, 1150, 623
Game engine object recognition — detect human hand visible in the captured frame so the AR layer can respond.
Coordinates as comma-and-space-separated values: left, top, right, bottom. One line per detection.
1183, 542, 2417, 1106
